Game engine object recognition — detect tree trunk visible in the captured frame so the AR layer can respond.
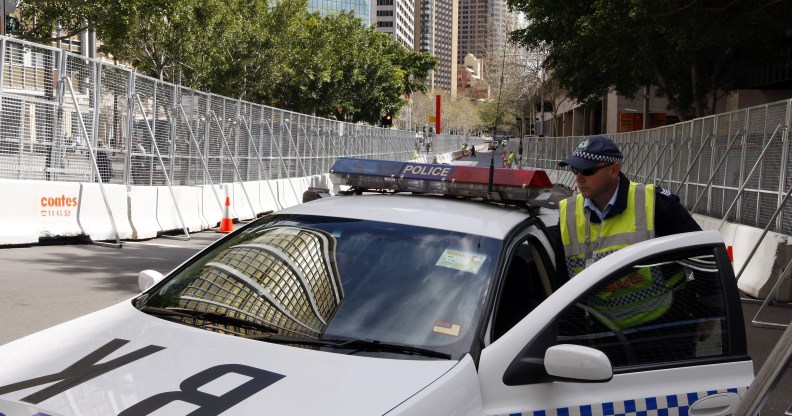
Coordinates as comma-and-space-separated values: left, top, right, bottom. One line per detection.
691, 61, 707, 118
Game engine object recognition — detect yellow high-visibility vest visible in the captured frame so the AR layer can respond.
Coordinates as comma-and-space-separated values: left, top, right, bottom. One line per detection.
560, 182, 681, 328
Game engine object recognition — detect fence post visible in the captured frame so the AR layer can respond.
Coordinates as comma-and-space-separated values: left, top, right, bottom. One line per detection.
91, 62, 102, 182
779, 102, 791, 232
124, 70, 135, 185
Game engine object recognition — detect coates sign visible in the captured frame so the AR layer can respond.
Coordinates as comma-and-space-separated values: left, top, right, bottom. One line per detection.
40, 195, 78, 218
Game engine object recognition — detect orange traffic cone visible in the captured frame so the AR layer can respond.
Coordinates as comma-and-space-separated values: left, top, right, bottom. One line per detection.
218, 196, 234, 233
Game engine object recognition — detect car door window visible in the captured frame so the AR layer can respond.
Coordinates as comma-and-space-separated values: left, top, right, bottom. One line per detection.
491, 238, 555, 341
555, 247, 729, 368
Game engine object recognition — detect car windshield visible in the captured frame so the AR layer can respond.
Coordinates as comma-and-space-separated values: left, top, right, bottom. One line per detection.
140, 214, 501, 360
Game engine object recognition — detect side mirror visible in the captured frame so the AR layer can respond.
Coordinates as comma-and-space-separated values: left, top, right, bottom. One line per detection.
544, 344, 613, 382
138, 269, 164, 292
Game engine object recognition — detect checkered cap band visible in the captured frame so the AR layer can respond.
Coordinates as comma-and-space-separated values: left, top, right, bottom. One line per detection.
572, 150, 623, 164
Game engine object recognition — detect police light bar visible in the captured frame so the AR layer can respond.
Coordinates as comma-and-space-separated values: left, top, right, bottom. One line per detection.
330, 158, 553, 202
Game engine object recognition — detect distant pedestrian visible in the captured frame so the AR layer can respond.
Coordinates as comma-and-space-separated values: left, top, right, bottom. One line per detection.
470, 145, 477, 157
507, 151, 515, 168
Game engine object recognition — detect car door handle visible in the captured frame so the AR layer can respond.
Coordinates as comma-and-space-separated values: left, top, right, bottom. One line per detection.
689, 392, 741, 416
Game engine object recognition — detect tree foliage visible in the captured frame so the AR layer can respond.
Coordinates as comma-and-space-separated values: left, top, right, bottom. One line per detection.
507, 0, 791, 119
15, 0, 438, 125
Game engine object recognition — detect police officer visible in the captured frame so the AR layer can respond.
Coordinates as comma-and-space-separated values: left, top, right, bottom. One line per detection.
556, 135, 707, 361
557, 135, 700, 275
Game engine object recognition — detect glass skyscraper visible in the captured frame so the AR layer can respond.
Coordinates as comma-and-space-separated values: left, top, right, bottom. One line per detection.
310, 0, 371, 26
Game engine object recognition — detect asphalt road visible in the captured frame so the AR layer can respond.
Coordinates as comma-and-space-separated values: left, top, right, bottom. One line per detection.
1, 146, 790, 413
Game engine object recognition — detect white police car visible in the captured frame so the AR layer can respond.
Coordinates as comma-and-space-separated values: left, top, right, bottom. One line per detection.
0, 158, 753, 416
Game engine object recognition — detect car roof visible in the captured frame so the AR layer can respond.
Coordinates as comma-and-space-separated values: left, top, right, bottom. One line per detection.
278, 194, 552, 240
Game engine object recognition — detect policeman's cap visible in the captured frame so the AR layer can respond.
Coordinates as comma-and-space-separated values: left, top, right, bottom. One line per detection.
558, 135, 623, 170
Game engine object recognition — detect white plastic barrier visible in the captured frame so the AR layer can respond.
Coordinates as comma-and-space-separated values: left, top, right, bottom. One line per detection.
199, 184, 225, 228
694, 214, 792, 299
256, 180, 281, 213
154, 186, 205, 233
77, 183, 133, 241
0, 180, 82, 245
128, 186, 160, 239
230, 182, 258, 221
273, 178, 302, 209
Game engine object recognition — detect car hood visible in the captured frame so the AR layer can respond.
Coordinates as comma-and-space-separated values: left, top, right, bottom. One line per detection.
0, 301, 458, 416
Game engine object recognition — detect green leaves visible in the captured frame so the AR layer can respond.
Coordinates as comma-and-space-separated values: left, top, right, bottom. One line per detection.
507, 0, 791, 119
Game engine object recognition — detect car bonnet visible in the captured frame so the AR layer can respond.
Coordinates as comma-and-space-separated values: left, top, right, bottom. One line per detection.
284, 193, 531, 239
0, 301, 458, 416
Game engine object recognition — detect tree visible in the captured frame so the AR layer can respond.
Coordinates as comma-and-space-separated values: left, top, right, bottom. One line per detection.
479, 99, 513, 134
507, 0, 791, 120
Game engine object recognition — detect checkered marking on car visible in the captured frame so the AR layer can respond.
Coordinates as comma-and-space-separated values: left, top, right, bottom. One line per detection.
509, 387, 746, 416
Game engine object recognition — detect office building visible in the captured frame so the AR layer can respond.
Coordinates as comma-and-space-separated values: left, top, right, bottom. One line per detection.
372, 0, 415, 48
414, 0, 457, 94
310, 0, 371, 26
457, 0, 517, 75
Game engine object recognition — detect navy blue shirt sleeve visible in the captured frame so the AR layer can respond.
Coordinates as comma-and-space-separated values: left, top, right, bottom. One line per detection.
654, 187, 702, 237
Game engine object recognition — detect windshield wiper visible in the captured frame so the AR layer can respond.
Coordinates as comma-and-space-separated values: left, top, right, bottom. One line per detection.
246, 333, 451, 359
138, 306, 278, 334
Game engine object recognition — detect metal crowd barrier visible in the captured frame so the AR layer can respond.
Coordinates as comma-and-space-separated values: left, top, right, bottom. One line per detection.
0, 35, 469, 189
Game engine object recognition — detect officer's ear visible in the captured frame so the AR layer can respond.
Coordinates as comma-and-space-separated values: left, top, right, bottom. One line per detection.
609, 163, 621, 178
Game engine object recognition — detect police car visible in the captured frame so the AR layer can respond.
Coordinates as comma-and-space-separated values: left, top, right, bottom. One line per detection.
0, 158, 753, 416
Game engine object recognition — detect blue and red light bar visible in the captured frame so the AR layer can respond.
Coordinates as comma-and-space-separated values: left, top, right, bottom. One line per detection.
330, 158, 553, 202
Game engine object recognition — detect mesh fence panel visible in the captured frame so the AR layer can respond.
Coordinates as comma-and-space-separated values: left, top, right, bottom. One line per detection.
783, 138, 792, 236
